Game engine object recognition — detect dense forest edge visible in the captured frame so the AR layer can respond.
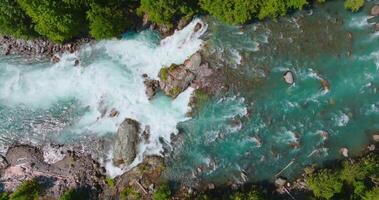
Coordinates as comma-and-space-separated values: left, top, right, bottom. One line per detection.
0, 0, 366, 43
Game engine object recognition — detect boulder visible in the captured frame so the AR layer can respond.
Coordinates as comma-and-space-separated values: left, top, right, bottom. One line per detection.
339, 148, 349, 157
159, 64, 195, 98
373, 134, 379, 142
194, 23, 203, 32
113, 118, 140, 166
144, 78, 160, 100
109, 108, 119, 118
371, 5, 379, 16
275, 177, 287, 187
283, 71, 295, 85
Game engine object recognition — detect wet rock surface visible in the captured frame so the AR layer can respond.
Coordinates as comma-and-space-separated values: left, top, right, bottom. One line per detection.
113, 118, 140, 166
283, 71, 295, 85
1, 144, 105, 199
144, 78, 160, 100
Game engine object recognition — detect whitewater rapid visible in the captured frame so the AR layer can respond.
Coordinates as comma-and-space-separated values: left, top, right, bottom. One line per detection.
0, 19, 207, 176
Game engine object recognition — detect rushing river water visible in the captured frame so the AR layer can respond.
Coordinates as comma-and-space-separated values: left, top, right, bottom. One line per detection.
0, 0, 378, 184
166, 1, 379, 184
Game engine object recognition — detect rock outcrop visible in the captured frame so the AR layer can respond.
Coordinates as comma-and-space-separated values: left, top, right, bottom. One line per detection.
113, 119, 140, 166
159, 64, 195, 98
1, 144, 104, 199
115, 156, 165, 199
158, 52, 214, 98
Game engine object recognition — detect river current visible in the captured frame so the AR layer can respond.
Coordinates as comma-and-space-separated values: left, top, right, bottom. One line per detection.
0, 1, 378, 184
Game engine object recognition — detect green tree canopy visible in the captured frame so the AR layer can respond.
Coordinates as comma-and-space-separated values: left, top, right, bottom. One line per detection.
87, 0, 130, 39
199, 0, 259, 25
305, 169, 343, 200
0, 0, 38, 38
138, 0, 195, 26
17, 0, 89, 43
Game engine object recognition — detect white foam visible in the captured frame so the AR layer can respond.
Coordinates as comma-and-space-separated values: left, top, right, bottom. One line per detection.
0, 19, 207, 176
348, 15, 371, 29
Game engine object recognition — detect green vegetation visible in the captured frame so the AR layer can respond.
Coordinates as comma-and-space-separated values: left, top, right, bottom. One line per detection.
87, 1, 130, 40
0, 0, 37, 38
344, 0, 365, 12
0, 0, 369, 43
59, 188, 90, 200
306, 169, 343, 199
138, 0, 195, 27
9, 179, 41, 200
120, 186, 141, 200
229, 187, 264, 200
105, 177, 115, 188
17, 0, 88, 43
152, 184, 171, 200
305, 153, 379, 200
0, 193, 9, 200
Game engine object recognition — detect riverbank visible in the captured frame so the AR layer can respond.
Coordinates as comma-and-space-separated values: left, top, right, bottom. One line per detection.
0, 139, 377, 199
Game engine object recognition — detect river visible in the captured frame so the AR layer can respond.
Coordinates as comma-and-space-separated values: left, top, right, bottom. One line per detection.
0, 0, 378, 185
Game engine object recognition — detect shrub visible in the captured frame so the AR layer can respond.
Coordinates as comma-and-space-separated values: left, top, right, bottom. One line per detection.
17, 0, 89, 43
87, 1, 130, 39
105, 177, 115, 188
120, 186, 141, 200
363, 187, 379, 200
152, 184, 171, 200
0, 0, 38, 38
10, 179, 41, 200
0, 193, 9, 200
305, 169, 343, 200
59, 188, 90, 200
229, 187, 264, 200
344, 0, 365, 12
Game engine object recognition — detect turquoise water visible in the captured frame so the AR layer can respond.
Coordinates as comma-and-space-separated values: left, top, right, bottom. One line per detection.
166, 1, 379, 184
0, 0, 378, 185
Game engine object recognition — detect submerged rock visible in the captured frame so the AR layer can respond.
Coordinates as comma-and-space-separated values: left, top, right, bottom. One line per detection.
371, 4, 379, 16
109, 108, 119, 118
283, 71, 295, 85
113, 118, 140, 166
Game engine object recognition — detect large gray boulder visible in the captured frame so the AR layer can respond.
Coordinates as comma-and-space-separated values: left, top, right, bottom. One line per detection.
113, 118, 140, 166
